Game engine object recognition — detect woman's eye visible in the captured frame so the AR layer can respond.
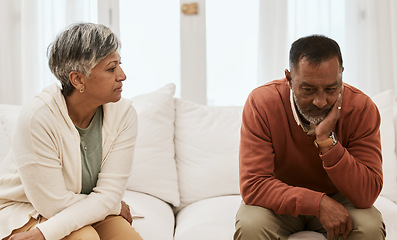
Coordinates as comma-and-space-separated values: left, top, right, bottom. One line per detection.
108, 67, 116, 72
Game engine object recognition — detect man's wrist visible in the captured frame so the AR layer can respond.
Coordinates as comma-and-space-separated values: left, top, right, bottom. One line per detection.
314, 131, 337, 149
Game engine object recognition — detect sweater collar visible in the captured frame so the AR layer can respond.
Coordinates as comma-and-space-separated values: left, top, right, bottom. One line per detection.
290, 89, 315, 135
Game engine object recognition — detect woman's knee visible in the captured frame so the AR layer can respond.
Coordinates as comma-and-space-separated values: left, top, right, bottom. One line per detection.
62, 225, 100, 240
94, 216, 142, 240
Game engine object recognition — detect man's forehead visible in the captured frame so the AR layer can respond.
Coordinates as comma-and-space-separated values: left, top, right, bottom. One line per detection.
299, 81, 340, 87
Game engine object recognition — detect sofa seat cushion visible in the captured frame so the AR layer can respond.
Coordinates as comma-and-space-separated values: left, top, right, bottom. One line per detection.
123, 190, 175, 240
174, 195, 241, 240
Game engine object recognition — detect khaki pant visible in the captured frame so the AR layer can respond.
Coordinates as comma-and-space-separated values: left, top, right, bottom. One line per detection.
234, 192, 386, 240
4, 215, 142, 240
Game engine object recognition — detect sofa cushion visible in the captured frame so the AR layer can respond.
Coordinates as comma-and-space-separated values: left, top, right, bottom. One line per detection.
371, 90, 397, 203
126, 83, 180, 207
0, 127, 9, 167
174, 99, 242, 209
0, 104, 22, 170
123, 190, 175, 240
174, 195, 241, 240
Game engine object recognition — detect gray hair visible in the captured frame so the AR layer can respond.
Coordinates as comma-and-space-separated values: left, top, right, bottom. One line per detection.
48, 23, 120, 96
289, 35, 343, 72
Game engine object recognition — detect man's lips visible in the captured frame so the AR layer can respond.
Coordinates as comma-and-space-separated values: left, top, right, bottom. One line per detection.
306, 107, 330, 116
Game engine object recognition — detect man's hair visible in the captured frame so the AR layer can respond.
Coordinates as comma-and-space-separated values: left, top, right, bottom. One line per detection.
289, 35, 343, 71
48, 23, 120, 96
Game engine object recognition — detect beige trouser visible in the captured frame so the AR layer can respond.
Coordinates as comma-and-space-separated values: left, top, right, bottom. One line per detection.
3, 215, 142, 240
234, 192, 386, 240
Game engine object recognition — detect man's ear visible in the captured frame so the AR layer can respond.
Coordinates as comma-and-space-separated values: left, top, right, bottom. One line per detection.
69, 71, 84, 90
285, 69, 292, 89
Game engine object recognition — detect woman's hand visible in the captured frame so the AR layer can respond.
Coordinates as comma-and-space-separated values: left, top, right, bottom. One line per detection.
120, 200, 133, 225
9, 228, 45, 240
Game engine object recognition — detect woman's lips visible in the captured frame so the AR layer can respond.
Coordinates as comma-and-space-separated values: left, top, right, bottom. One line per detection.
114, 86, 123, 92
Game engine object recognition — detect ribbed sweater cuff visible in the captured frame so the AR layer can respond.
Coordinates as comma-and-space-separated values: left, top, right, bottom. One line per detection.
321, 142, 344, 167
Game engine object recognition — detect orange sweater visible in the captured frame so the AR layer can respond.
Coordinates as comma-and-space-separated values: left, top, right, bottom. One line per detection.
239, 78, 383, 217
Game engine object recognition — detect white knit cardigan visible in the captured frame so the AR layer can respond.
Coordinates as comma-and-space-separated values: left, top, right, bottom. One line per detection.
0, 84, 137, 240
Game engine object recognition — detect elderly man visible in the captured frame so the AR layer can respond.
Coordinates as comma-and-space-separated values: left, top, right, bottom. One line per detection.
234, 35, 386, 240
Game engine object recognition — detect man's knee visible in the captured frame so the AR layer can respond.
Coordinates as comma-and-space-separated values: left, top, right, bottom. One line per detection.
347, 222, 386, 240
234, 202, 285, 240
235, 214, 268, 239
346, 206, 386, 240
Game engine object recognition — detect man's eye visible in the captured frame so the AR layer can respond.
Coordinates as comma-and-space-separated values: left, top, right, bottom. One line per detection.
326, 88, 337, 93
302, 88, 315, 94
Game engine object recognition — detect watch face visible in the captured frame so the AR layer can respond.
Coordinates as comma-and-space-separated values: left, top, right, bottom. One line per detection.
330, 132, 338, 144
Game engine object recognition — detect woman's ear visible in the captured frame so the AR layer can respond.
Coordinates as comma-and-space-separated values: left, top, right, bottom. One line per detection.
285, 69, 292, 89
69, 71, 84, 90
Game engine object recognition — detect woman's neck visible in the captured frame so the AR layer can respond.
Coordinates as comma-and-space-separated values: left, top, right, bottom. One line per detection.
64, 91, 99, 129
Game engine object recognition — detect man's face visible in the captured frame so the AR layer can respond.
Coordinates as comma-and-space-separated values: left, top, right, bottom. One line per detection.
286, 57, 343, 125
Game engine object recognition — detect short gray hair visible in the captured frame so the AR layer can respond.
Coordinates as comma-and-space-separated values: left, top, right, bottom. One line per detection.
48, 23, 120, 96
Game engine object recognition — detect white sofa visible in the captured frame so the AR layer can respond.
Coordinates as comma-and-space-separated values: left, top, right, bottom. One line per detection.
0, 83, 396, 240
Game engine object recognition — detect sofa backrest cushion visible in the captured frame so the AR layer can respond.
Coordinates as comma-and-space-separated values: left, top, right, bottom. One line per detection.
0, 104, 22, 169
174, 98, 242, 209
372, 89, 397, 203
127, 83, 180, 207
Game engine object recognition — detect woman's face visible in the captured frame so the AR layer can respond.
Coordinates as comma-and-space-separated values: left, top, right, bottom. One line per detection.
83, 52, 126, 105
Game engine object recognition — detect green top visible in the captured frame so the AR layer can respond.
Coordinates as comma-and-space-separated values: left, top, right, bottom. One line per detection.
75, 106, 103, 194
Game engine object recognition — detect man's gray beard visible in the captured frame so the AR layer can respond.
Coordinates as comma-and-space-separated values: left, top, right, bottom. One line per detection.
293, 92, 326, 125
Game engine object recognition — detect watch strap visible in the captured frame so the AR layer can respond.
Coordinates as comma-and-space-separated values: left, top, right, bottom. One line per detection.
314, 132, 337, 149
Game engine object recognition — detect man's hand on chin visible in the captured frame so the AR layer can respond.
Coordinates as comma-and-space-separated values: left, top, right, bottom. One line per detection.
314, 90, 343, 155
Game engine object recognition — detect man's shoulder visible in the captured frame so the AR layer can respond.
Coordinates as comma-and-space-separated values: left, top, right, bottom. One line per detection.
250, 78, 289, 99
343, 83, 378, 116
343, 83, 373, 105
255, 78, 288, 90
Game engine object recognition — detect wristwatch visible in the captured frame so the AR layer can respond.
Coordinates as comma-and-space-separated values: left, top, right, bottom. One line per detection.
314, 131, 337, 149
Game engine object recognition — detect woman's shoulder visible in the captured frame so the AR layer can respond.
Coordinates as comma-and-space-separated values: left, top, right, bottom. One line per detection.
18, 85, 67, 131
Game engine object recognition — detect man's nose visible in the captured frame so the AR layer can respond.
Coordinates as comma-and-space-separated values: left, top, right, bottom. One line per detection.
312, 92, 327, 109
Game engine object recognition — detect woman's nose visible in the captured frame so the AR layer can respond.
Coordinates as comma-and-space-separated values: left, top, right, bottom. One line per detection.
117, 67, 126, 81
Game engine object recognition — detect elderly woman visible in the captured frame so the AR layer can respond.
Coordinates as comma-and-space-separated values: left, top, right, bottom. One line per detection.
0, 23, 142, 240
